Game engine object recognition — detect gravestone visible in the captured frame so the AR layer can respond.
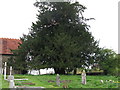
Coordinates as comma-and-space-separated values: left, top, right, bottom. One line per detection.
7, 66, 14, 80
7, 66, 15, 88
7, 75, 14, 81
100, 80, 104, 83
10, 66, 12, 75
56, 74, 60, 86
8, 66, 14, 81
9, 79, 15, 88
4, 62, 7, 80
81, 70, 86, 85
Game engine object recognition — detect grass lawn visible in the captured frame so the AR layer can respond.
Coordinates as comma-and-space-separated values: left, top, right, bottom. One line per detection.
1, 76, 9, 88
2, 74, 119, 88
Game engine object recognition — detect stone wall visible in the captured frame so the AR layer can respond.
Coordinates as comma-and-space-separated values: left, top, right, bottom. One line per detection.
2, 54, 11, 63
2, 54, 12, 74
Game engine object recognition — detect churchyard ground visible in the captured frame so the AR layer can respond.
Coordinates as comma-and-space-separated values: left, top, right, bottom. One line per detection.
2, 74, 119, 88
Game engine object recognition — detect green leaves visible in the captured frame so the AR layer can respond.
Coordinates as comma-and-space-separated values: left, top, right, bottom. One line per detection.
9, 1, 99, 74
97, 48, 119, 75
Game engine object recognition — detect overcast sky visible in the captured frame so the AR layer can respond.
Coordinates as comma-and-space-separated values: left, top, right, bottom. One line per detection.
0, 0, 119, 53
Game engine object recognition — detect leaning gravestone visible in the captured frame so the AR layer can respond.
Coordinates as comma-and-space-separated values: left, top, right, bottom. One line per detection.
56, 74, 60, 86
81, 70, 86, 85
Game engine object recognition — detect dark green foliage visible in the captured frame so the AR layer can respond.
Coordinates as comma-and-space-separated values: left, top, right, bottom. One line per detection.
96, 48, 119, 76
8, 1, 99, 74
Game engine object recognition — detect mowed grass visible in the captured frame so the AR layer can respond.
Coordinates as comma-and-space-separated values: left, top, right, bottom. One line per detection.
2, 74, 119, 88
1, 76, 9, 88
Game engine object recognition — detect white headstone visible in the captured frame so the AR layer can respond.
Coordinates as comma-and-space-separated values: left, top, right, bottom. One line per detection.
4, 62, 7, 80
9, 80, 15, 88
7, 75, 14, 81
100, 80, 104, 83
109, 80, 112, 83
56, 74, 60, 86
10, 66, 12, 76
81, 70, 86, 85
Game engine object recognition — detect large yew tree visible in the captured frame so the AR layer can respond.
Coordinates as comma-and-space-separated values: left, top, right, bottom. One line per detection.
9, 1, 99, 74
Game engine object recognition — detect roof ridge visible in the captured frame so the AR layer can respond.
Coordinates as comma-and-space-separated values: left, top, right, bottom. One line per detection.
0, 38, 20, 40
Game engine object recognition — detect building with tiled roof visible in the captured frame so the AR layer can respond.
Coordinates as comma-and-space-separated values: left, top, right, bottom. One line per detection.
0, 38, 21, 55
0, 38, 21, 63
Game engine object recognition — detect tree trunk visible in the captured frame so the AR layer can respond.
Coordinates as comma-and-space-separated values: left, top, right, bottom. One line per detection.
73, 68, 77, 75
39, 70, 41, 75
104, 70, 108, 75
21, 70, 28, 74
54, 68, 66, 74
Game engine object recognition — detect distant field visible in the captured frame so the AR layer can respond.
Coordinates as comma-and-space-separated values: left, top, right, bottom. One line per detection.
2, 75, 119, 88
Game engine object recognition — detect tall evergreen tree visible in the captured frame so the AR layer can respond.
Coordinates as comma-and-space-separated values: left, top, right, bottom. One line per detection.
9, 1, 99, 74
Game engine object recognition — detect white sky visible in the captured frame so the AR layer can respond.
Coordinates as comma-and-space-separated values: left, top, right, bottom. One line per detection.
0, 0, 119, 53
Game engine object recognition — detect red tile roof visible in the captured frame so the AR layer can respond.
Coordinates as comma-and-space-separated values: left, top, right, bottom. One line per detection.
0, 38, 22, 55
